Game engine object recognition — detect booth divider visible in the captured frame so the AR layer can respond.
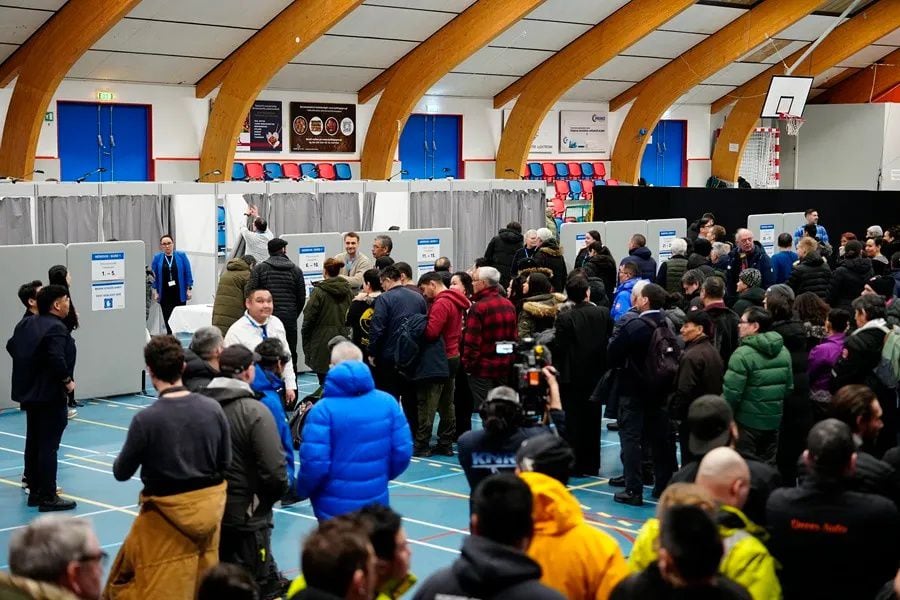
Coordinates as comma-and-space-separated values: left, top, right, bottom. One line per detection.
605, 220, 648, 268
648, 219, 687, 268
747, 214, 784, 257
559, 222, 607, 265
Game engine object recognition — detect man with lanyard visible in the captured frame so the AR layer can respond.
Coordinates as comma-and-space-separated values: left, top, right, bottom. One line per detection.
225, 287, 297, 405
151, 234, 193, 335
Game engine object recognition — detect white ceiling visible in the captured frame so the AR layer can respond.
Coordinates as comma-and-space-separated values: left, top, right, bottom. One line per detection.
0, 0, 895, 105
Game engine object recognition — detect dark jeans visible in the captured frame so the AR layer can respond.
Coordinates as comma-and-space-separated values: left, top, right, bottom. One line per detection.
454, 367, 474, 441
678, 419, 695, 468
416, 357, 459, 450
159, 297, 184, 335
280, 317, 299, 374
736, 424, 778, 465
468, 375, 504, 411
619, 396, 675, 495
377, 365, 417, 436
220, 524, 283, 599
561, 383, 602, 476
24, 401, 68, 498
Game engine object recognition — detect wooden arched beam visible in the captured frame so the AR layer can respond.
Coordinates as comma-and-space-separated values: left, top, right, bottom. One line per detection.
359, 0, 546, 181
814, 48, 900, 104
711, 0, 900, 183
197, 0, 363, 182
610, 0, 823, 184
0, 0, 140, 179
493, 0, 695, 179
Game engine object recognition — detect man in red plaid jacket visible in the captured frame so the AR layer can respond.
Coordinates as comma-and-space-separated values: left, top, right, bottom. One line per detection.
462, 266, 517, 408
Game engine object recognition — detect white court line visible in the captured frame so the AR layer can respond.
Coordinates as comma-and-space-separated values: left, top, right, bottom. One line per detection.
0, 431, 113, 456
0, 446, 141, 483
0, 505, 139, 533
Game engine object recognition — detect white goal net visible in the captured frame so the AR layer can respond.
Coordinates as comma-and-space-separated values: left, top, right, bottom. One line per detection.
739, 127, 780, 189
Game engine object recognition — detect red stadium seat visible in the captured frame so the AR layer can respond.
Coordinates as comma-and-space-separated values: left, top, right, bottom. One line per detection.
581, 179, 594, 201
244, 162, 265, 181
592, 162, 607, 179
282, 163, 301, 180
606, 179, 619, 186
567, 162, 582, 179
541, 162, 557, 183
317, 163, 336, 180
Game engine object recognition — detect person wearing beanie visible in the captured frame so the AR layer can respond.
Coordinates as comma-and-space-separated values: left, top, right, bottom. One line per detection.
733, 268, 765, 316
248, 237, 306, 371
516, 435, 629, 600
868, 225, 885, 240
201, 345, 290, 598
687, 237, 715, 273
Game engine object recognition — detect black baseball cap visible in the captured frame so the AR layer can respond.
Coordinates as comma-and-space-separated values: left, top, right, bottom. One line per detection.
268, 238, 288, 254
688, 395, 733, 455
219, 345, 259, 376
516, 434, 575, 484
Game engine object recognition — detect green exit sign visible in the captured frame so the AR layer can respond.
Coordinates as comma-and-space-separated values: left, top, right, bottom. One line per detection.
44, 111, 53, 122
97, 91, 115, 102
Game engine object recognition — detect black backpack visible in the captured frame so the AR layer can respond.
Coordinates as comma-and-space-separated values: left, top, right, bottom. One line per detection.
641, 315, 681, 399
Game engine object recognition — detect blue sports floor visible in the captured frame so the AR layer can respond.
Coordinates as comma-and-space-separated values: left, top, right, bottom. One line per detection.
0, 373, 656, 591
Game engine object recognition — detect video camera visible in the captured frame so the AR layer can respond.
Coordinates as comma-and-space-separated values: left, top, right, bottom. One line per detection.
496, 337, 552, 422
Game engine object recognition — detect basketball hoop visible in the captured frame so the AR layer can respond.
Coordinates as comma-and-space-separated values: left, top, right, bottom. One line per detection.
778, 112, 805, 136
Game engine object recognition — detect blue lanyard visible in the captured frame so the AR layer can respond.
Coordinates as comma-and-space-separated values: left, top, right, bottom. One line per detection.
246, 315, 268, 339
164, 254, 175, 280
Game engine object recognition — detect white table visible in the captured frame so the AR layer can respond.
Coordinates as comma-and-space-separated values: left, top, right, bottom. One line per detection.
168, 304, 214, 334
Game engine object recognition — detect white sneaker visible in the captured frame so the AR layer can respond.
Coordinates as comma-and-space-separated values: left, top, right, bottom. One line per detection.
67, 407, 78, 419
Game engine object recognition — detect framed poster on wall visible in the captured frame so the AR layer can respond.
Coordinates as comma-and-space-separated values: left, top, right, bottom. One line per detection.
502, 109, 555, 154
290, 102, 356, 153
559, 110, 609, 155
237, 100, 283, 152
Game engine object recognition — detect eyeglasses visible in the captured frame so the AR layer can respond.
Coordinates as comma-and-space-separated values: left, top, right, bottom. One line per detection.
77, 550, 109, 566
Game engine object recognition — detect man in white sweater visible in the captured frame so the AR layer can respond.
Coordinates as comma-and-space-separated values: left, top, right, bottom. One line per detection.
240, 205, 275, 263
224, 287, 297, 404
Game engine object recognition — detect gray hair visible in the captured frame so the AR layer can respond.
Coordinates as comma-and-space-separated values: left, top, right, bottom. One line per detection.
189, 326, 224, 360
670, 238, 688, 256
631, 279, 650, 302
374, 234, 393, 252
331, 341, 363, 365
536, 227, 554, 242
711, 242, 731, 260
525, 229, 538, 239
476, 266, 501, 287
9, 516, 93, 582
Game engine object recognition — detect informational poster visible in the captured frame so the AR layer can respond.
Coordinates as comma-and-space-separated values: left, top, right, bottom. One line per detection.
91, 252, 125, 282
300, 246, 326, 296
290, 102, 356, 153
759, 224, 776, 256
575, 234, 586, 262
237, 100, 283, 152
559, 111, 609, 155
416, 238, 440, 281
502, 109, 556, 154
658, 230, 676, 261
91, 281, 125, 311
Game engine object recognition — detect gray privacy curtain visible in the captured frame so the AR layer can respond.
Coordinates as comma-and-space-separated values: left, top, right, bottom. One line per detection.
102, 194, 174, 263
452, 190, 494, 271
409, 190, 452, 229
37, 196, 100, 244
361, 192, 376, 231
320, 192, 360, 233
0, 197, 34, 245
268, 193, 320, 234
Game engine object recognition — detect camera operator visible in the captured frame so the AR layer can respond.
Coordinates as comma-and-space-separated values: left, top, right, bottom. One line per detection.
457, 366, 566, 494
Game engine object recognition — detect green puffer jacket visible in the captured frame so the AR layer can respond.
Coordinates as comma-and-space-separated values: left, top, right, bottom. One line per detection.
723, 331, 793, 431
301, 276, 352, 374
212, 258, 253, 334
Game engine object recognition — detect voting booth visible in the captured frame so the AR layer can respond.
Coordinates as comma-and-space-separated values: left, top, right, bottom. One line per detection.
648, 219, 687, 270
67, 241, 146, 399
747, 213, 783, 257
783, 212, 807, 239
401, 228, 454, 280
559, 222, 607, 265
0, 244, 67, 411
605, 220, 647, 268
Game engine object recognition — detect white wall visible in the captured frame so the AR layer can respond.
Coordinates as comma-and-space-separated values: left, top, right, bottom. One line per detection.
882, 103, 900, 191
0, 77, 715, 185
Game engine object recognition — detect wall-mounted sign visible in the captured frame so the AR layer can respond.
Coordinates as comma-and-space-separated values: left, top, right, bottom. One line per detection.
502, 110, 556, 154
289, 102, 356, 153
97, 91, 115, 102
237, 100, 283, 153
559, 111, 609, 155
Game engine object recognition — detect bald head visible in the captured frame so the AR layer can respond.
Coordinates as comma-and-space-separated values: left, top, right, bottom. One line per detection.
695, 447, 750, 509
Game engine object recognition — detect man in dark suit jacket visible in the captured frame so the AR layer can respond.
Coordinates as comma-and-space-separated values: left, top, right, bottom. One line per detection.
6, 285, 77, 511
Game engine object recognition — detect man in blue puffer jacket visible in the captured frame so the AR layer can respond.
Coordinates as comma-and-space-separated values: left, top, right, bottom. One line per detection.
620, 234, 657, 283
296, 342, 413, 521
611, 262, 641, 322
251, 338, 296, 491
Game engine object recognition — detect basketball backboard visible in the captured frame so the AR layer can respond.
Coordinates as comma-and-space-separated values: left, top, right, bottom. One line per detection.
760, 75, 814, 118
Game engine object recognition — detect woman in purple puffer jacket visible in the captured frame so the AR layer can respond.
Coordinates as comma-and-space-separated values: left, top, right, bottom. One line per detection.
808, 307, 851, 392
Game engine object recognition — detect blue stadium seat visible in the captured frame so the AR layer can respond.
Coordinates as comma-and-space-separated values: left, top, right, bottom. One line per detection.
334, 163, 353, 180
527, 162, 543, 180
595, 179, 607, 186
569, 179, 583, 199
581, 162, 595, 178
300, 163, 318, 179
554, 162, 569, 179
232, 163, 248, 181
263, 162, 283, 180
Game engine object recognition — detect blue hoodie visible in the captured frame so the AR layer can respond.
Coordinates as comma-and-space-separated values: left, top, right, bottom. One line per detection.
295, 360, 412, 521
251, 366, 296, 488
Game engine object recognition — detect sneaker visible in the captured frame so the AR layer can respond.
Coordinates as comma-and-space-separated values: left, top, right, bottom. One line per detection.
608, 475, 626, 487
613, 490, 644, 506
67, 407, 78, 419
38, 495, 77, 512
432, 446, 454, 457
27, 493, 41, 507
413, 447, 432, 458
22, 479, 61, 496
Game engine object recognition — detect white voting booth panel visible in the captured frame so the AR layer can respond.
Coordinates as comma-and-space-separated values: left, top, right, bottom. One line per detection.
605, 220, 647, 268
783, 212, 807, 239
747, 214, 783, 257
559, 222, 606, 265
0, 244, 67, 411
648, 219, 687, 270
67, 241, 145, 400
170, 188, 218, 305
401, 229, 454, 280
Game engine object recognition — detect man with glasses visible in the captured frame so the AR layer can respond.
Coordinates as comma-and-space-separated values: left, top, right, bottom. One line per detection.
723, 307, 793, 464
2, 515, 106, 599
461, 266, 517, 410
726, 229, 773, 298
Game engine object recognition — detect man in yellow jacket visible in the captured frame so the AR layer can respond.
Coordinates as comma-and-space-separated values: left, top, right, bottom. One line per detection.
629, 447, 780, 600
516, 434, 629, 600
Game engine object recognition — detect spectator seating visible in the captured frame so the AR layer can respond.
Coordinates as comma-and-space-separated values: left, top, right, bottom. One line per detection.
232, 162, 248, 181
554, 162, 570, 179
581, 162, 595, 179
300, 163, 318, 179
282, 163, 301, 180
593, 162, 607, 179
263, 162, 283, 180
317, 163, 336, 180
335, 163, 353, 180
581, 179, 595, 201
606, 179, 619, 186
527, 162, 543, 180
244, 162, 265, 181
541, 162, 557, 182
553, 179, 570, 204
568, 162, 582, 179
594, 179, 607, 186
569, 179, 584, 199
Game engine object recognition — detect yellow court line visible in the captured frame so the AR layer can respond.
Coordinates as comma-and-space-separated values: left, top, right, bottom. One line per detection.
71, 417, 129, 432
65, 453, 114, 468
0, 476, 138, 516
567, 478, 611, 491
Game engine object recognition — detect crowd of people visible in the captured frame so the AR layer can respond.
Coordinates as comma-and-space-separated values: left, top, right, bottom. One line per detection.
6, 205, 900, 600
